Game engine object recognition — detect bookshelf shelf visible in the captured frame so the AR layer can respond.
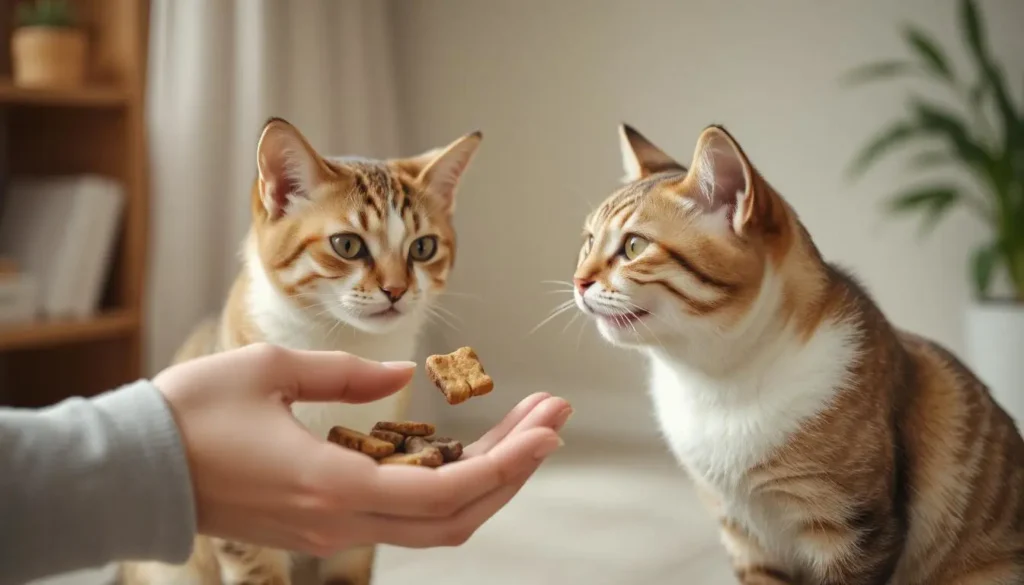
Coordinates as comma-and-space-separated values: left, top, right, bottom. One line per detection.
0, 80, 128, 107
0, 310, 137, 351
0, 0, 150, 408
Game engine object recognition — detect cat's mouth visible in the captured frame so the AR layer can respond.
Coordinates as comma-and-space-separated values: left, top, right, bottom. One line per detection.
367, 307, 403, 320
598, 310, 649, 328
580, 299, 650, 329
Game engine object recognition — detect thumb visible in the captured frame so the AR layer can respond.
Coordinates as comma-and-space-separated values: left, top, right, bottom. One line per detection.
272, 348, 416, 403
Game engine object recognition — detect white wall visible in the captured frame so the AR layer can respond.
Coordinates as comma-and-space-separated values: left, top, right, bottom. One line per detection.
391, 0, 1024, 439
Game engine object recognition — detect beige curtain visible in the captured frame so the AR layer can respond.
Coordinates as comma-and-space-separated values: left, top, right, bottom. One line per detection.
144, 0, 402, 373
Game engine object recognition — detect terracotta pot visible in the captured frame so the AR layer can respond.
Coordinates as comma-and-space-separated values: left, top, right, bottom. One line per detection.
11, 26, 87, 88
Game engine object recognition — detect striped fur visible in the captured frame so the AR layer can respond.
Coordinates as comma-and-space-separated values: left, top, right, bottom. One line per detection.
573, 124, 1024, 584
121, 119, 481, 585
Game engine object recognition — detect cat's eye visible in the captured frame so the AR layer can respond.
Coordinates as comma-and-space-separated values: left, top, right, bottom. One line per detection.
623, 234, 650, 260
410, 236, 438, 262
330, 233, 367, 260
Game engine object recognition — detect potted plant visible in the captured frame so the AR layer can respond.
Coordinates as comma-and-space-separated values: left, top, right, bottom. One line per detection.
845, 0, 1023, 424
11, 0, 87, 88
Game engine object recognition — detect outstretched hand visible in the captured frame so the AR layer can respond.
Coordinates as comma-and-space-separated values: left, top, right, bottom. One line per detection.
154, 343, 570, 555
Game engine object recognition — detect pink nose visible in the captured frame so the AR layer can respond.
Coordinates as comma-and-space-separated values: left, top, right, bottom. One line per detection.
380, 286, 407, 303
573, 277, 595, 295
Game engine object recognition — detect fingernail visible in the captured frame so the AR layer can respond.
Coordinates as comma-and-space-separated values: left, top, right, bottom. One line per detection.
554, 407, 574, 428
382, 361, 416, 369
534, 436, 564, 459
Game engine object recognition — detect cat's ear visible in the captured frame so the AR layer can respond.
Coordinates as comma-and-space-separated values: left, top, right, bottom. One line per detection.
687, 125, 781, 236
405, 131, 483, 213
256, 118, 331, 219
619, 124, 687, 182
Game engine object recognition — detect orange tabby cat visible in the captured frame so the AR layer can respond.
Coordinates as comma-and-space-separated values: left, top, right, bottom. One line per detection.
572, 124, 1024, 584
121, 118, 481, 585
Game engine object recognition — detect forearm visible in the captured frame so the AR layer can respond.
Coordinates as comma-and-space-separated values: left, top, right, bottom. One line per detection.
0, 380, 196, 585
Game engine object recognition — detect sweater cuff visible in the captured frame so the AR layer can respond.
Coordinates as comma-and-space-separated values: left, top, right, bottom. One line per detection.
90, 380, 197, 563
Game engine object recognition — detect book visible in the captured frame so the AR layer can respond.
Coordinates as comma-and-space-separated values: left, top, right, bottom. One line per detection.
0, 175, 124, 318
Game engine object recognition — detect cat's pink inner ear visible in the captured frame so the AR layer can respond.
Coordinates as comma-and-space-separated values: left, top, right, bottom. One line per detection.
256, 119, 323, 219
689, 127, 753, 229
417, 131, 483, 213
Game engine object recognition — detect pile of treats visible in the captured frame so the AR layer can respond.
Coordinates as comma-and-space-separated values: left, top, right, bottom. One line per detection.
326, 346, 494, 467
328, 422, 463, 467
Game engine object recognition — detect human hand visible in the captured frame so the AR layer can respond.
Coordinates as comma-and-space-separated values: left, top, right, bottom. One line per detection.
154, 343, 570, 555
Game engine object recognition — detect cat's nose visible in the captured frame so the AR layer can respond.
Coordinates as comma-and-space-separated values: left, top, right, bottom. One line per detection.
380, 285, 407, 303
573, 277, 595, 295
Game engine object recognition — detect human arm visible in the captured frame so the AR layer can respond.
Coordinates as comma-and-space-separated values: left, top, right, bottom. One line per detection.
0, 380, 195, 585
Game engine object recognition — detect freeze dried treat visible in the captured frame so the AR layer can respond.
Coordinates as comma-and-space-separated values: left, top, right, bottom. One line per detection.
380, 447, 444, 468
327, 426, 396, 459
426, 346, 494, 405
372, 420, 436, 437
370, 429, 405, 448
327, 422, 463, 467
430, 437, 464, 463
403, 436, 432, 454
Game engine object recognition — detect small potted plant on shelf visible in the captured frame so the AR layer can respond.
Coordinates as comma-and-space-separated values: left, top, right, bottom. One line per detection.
11, 0, 87, 88
844, 0, 1024, 423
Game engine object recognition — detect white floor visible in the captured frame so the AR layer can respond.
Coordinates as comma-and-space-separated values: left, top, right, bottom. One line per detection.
27, 441, 734, 585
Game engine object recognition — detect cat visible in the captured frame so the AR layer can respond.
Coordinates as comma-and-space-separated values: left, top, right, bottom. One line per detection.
571, 123, 1024, 584
121, 117, 482, 585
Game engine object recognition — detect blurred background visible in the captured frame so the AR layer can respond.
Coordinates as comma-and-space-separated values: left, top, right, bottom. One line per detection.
3, 1, 1023, 584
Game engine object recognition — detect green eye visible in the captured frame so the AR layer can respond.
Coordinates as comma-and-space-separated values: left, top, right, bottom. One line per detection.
410, 236, 438, 262
330, 233, 366, 260
623, 235, 649, 260
584, 235, 594, 254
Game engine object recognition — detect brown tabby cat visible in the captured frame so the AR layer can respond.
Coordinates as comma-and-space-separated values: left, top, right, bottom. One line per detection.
571, 123, 1024, 584
121, 117, 481, 585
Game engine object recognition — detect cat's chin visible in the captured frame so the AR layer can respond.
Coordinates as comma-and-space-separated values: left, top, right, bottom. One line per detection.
595, 318, 654, 349
330, 307, 414, 335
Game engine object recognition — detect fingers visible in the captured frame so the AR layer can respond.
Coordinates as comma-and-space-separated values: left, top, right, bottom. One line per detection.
355, 427, 560, 517
254, 344, 415, 403
460, 392, 550, 456
354, 464, 538, 548
464, 395, 572, 458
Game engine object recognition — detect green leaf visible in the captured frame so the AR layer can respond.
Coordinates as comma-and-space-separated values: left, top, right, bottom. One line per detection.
887, 186, 958, 213
971, 241, 1000, 298
960, 0, 984, 62
969, 76, 990, 109
906, 150, 951, 171
909, 99, 995, 172
958, 0, 1022, 152
904, 26, 954, 79
848, 122, 921, 179
841, 61, 915, 86
886, 186, 960, 235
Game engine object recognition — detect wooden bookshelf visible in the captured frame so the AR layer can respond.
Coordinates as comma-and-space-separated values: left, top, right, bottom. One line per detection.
0, 80, 128, 106
0, 0, 149, 408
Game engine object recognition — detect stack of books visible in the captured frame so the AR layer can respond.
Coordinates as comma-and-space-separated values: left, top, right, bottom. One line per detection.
0, 175, 124, 322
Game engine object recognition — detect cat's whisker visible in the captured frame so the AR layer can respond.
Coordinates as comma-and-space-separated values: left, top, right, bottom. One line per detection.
527, 300, 578, 336
430, 303, 464, 323
560, 311, 582, 335
425, 306, 460, 332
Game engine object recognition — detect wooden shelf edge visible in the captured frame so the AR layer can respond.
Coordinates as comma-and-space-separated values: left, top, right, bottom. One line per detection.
0, 80, 128, 107
0, 311, 138, 351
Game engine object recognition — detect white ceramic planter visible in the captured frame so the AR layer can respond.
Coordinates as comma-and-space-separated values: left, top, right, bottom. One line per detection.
965, 302, 1024, 428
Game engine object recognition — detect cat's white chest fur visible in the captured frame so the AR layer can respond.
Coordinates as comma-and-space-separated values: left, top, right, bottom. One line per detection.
647, 321, 857, 547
